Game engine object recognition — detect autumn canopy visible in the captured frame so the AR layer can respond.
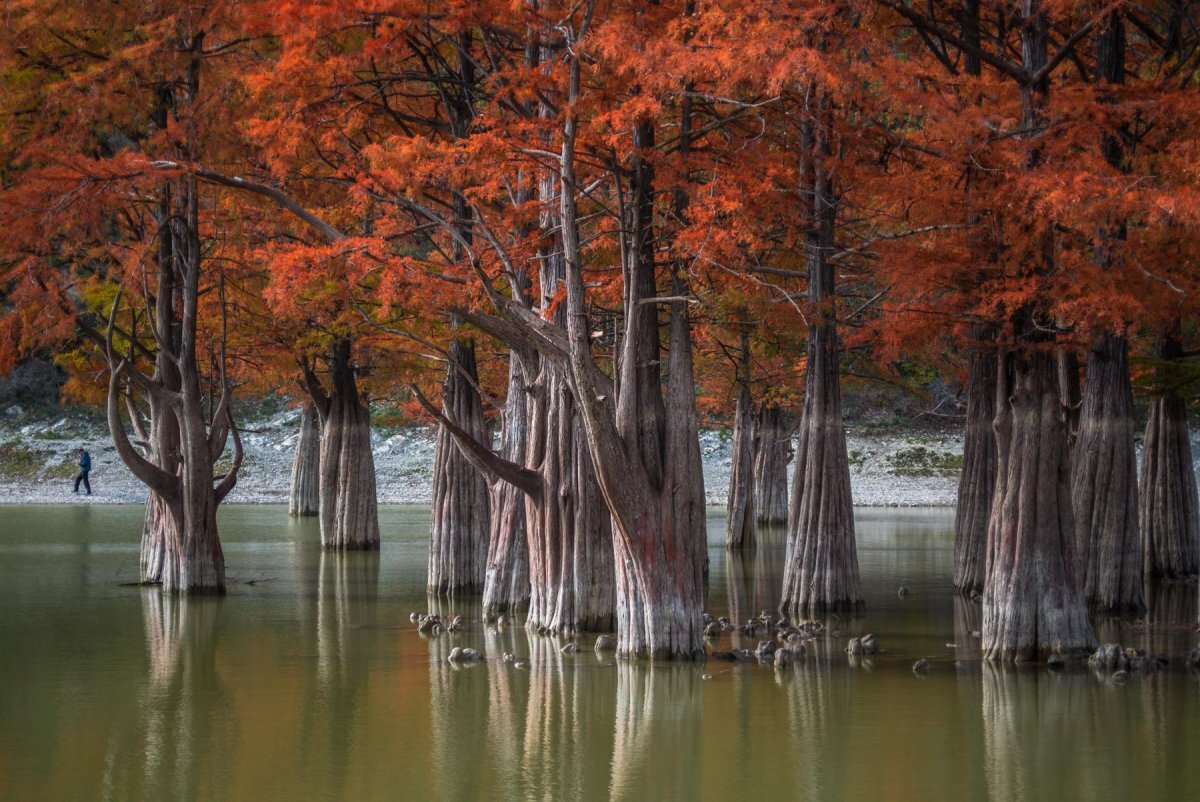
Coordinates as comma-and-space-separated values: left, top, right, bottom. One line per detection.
1, 1, 1197, 660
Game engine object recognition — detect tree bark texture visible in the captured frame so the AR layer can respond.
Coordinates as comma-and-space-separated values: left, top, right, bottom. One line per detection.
135, 188, 184, 586
524, 369, 615, 634
138, 302, 181, 585
288, 403, 321, 517
1056, 347, 1082, 454
725, 371, 756, 549
1071, 332, 1143, 611
429, 338, 491, 591
953, 332, 997, 593
317, 339, 380, 550
752, 405, 793, 526
1140, 335, 1200, 580
558, 66, 705, 658
982, 348, 1096, 660
482, 351, 532, 620
781, 104, 862, 616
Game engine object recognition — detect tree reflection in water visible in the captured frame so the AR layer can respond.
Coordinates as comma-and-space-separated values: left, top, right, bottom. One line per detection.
726, 527, 785, 651
136, 592, 230, 800
777, 644, 855, 799
609, 662, 703, 801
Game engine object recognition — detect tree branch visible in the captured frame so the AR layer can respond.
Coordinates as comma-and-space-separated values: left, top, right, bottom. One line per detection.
410, 383, 541, 497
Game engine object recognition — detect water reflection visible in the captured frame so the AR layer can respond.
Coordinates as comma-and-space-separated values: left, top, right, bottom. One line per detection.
779, 649, 854, 799
1143, 581, 1199, 657
610, 664, 703, 800
725, 529, 785, 650
134, 593, 230, 801
522, 636, 616, 799
317, 551, 380, 683
427, 595, 489, 801
4, 505, 1200, 802
953, 595, 983, 671
981, 664, 1153, 800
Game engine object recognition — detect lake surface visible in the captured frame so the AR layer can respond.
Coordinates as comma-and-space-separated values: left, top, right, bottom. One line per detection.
0, 505, 1197, 802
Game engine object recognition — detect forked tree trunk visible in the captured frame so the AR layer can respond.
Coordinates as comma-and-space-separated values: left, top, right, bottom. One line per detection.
452, 45, 703, 657
443, 173, 616, 634
1140, 334, 1200, 580
429, 338, 491, 591
590, 279, 706, 658
953, 331, 997, 594
482, 352, 531, 620
564, 75, 704, 658
108, 156, 239, 595
753, 405, 792, 526
289, 403, 320, 517
982, 348, 1096, 660
725, 372, 756, 549
781, 107, 861, 616
317, 339, 379, 550
1071, 332, 1143, 611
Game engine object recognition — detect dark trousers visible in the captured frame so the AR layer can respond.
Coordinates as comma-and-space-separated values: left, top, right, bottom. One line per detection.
74, 471, 91, 494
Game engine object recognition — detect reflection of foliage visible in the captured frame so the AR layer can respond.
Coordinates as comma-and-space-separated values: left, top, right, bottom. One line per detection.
886, 446, 962, 477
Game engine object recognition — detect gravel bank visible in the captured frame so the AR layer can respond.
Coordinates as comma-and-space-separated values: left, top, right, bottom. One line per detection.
2, 407, 1194, 507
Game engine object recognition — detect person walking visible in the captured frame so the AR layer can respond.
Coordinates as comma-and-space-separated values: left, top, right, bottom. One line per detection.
73, 447, 92, 495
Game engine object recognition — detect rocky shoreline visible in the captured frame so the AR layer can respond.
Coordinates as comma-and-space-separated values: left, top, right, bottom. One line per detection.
2, 406, 1193, 507
0, 407, 962, 506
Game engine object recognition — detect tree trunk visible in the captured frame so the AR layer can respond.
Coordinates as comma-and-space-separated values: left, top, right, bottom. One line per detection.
781, 314, 861, 614
953, 330, 997, 594
139, 372, 180, 585
447, 45, 703, 657
981, 0, 1096, 661
1072, 332, 1143, 611
1056, 347, 1082, 453
140, 493, 173, 584
781, 104, 862, 616
752, 405, 792, 526
524, 369, 615, 634
560, 62, 704, 658
597, 278, 706, 658
725, 366, 756, 549
138, 204, 182, 585
288, 403, 320, 517
982, 348, 1096, 660
108, 145, 238, 595
1070, 13, 1143, 611
1140, 334, 1200, 580
482, 351, 531, 620
429, 338, 491, 591
318, 339, 379, 550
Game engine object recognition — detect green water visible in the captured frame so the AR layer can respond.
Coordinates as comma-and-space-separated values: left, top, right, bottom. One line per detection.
0, 505, 1197, 802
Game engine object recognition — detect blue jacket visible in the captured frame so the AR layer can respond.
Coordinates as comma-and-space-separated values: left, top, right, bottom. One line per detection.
79, 451, 91, 471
